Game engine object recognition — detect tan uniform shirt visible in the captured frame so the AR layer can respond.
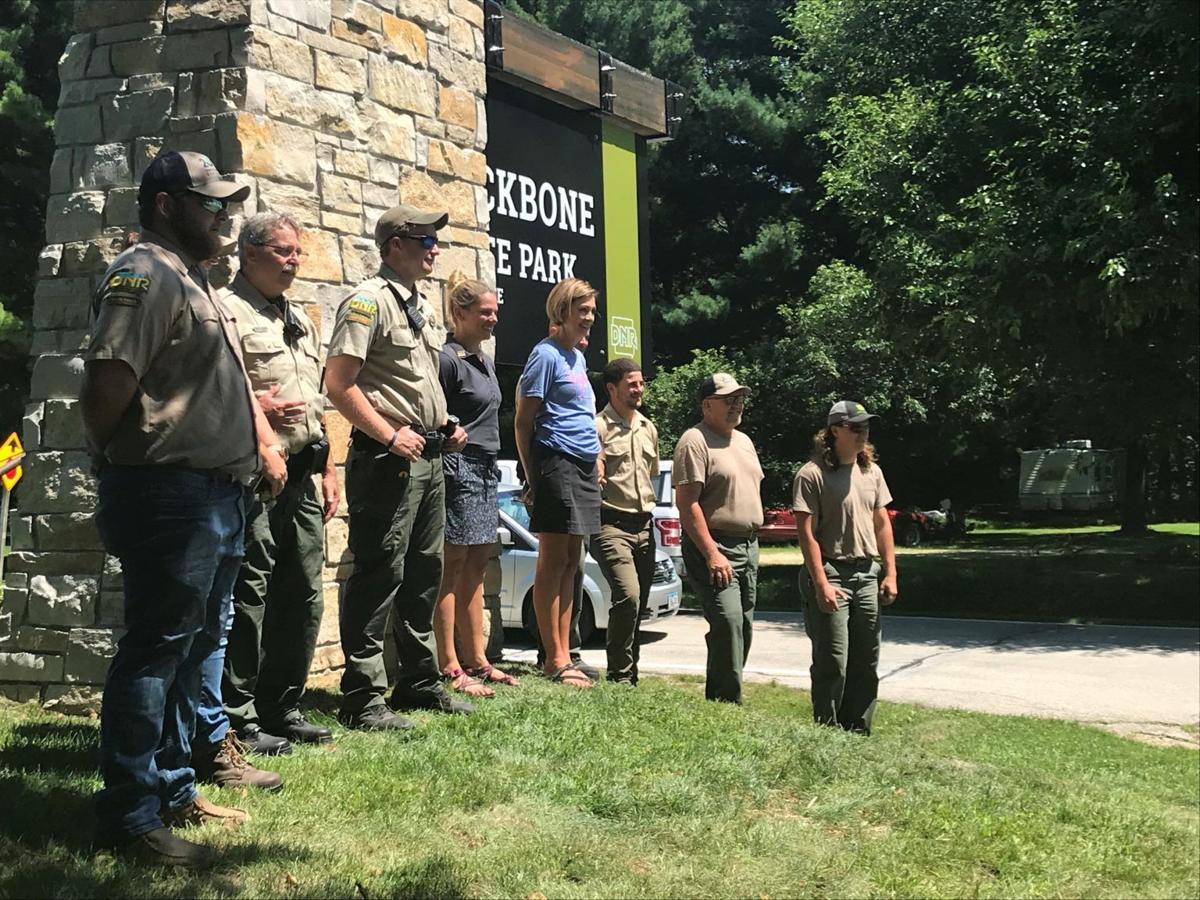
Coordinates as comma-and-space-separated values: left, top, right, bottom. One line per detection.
218, 271, 324, 455
85, 229, 258, 476
792, 460, 893, 560
672, 422, 764, 538
325, 264, 448, 431
597, 404, 660, 514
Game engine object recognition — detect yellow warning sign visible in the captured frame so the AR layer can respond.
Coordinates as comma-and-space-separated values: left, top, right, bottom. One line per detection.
0, 432, 24, 491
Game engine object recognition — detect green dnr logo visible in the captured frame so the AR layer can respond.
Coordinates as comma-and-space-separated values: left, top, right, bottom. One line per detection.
609, 316, 638, 360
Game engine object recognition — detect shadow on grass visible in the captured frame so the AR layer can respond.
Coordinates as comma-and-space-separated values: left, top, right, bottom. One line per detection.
0, 718, 319, 898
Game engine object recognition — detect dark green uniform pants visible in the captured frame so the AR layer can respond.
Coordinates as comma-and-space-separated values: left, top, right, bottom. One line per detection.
800, 559, 881, 734
594, 514, 654, 683
682, 533, 758, 703
223, 476, 325, 730
340, 447, 444, 715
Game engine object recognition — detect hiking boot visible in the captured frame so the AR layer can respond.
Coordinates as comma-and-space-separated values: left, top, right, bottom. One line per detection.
236, 723, 293, 756
163, 793, 248, 829
99, 826, 215, 868
391, 682, 473, 715
195, 732, 284, 792
339, 704, 415, 732
265, 711, 333, 745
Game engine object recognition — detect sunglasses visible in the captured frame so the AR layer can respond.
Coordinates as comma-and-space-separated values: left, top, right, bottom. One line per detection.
836, 421, 871, 433
395, 234, 439, 250
176, 192, 229, 214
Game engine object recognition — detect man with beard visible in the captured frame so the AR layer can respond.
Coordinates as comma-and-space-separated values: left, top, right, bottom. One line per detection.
594, 358, 660, 685
325, 205, 469, 731
82, 151, 286, 866
672, 373, 764, 703
191, 212, 338, 790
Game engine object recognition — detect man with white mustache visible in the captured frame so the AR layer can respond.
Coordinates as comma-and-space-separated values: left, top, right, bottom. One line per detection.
193, 212, 338, 785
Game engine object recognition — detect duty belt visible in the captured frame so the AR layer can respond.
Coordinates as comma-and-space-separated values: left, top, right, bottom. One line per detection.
351, 426, 445, 459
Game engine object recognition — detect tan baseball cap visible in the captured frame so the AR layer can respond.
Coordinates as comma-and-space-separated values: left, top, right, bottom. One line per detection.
138, 151, 250, 202
699, 372, 750, 400
374, 204, 449, 246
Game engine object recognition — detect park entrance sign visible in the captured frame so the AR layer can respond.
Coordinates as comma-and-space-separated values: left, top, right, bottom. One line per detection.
483, 1, 682, 370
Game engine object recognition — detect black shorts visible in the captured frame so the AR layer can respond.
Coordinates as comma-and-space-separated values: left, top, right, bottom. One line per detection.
530, 445, 601, 536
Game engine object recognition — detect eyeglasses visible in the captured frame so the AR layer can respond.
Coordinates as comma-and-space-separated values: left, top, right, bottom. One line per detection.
255, 242, 307, 261
395, 234, 439, 250
712, 395, 746, 406
836, 421, 870, 433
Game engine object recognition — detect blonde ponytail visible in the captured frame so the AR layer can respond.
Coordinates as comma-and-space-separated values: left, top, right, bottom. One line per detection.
444, 271, 493, 326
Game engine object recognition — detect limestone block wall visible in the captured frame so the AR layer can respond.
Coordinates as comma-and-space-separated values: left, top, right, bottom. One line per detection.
0, 0, 492, 711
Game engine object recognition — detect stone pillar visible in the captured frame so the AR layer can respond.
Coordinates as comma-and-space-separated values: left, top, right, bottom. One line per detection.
1, 0, 492, 712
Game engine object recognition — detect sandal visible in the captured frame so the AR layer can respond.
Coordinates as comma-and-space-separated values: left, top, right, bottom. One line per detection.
465, 664, 520, 687
443, 667, 494, 698
547, 664, 593, 689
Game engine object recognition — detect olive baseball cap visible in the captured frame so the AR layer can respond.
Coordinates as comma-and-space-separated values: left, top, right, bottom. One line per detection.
374, 204, 449, 246
138, 151, 250, 203
699, 372, 750, 400
827, 400, 879, 426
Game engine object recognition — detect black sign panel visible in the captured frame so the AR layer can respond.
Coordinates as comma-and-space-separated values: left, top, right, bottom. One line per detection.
485, 79, 606, 367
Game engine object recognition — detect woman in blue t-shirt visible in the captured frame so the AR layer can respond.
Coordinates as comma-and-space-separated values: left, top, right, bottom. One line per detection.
515, 278, 602, 688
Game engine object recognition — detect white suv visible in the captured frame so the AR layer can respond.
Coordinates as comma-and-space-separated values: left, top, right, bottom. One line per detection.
497, 458, 684, 577
651, 460, 684, 577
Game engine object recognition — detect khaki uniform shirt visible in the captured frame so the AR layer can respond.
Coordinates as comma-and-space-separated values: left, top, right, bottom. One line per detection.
672, 423, 764, 538
597, 404, 659, 514
218, 272, 324, 455
326, 263, 448, 431
85, 229, 258, 476
792, 460, 893, 560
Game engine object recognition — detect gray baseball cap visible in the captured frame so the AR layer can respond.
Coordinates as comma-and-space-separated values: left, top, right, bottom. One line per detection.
827, 400, 879, 426
138, 151, 250, 202
374, 204, 449, 246
699, 372, 750, 400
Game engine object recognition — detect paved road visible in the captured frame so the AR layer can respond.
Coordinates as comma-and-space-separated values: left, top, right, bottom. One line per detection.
508, 612, 1200, 732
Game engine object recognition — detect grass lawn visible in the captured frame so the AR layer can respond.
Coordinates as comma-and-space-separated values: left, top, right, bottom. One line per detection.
1, 677, 1198, 899
705, 525, 1200, 625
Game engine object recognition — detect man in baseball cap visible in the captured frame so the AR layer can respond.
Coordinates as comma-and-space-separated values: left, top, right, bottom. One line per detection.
672, 371, 764, 703
326, 202, 470, 731
698, 372, 750, 401
373, 204, 450, 246
85, 149, 271, 865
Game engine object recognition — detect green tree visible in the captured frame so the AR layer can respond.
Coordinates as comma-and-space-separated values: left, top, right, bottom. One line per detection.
782, 0, 1200, 530
0, 0, 74, 428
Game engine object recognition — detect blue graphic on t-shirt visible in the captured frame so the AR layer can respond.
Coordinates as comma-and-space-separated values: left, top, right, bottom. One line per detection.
519, 337, 601, 461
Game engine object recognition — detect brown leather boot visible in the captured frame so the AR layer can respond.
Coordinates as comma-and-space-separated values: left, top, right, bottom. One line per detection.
163, 793, 249, 829
194, 732, 284, 793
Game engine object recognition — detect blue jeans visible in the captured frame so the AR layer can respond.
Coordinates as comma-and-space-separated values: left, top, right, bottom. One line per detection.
94, 467, 246, 837
195, 584, 234, 752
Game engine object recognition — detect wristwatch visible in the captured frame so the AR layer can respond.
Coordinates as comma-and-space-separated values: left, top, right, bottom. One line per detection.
439, 415, 460, 438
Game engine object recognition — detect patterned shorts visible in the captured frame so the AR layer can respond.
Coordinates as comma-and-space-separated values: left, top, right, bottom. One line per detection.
444, 447, 499, 546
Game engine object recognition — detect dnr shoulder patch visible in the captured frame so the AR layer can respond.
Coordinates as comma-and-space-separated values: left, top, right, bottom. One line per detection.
348, 294, 378, 317
100, 268, 152, 307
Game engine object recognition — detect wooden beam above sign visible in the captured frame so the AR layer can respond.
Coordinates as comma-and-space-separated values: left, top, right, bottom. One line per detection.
484, 0, 677, 138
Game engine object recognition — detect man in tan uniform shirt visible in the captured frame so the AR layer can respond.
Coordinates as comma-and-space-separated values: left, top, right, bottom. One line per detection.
595, 358, 660, 684
212, 211, 339, 761
81, 151, 273, 866
325, 204, 468, 730
672, 373, 764, 703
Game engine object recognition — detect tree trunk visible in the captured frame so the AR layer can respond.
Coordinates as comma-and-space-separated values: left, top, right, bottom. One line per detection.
1120, 437, 1149, 534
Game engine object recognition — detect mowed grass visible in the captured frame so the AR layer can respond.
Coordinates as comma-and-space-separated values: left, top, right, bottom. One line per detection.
725, 526, 1200, 625
1, 678, 1198, 899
